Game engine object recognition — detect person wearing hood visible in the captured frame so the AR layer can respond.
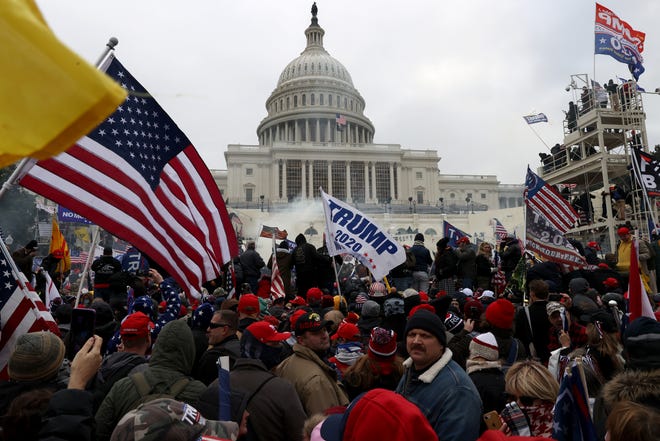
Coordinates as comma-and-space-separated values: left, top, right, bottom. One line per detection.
194, 309, 241, 385
197, 321, 306, 441
293, 233, 329, 300
12, 239, 39, 279
95, 320, 207, 441
356, 300, 381, 345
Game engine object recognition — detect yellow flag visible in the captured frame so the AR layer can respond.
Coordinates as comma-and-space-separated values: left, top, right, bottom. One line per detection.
0, 0, 127, 168
49, 214, 71, 274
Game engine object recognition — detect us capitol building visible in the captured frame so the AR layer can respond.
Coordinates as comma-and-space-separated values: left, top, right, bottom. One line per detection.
211, 5, 523, 243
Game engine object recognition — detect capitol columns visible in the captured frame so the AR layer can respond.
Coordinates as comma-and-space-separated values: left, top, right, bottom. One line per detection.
346, 161, 352, 202
389, 162, 395, 201
363, 162, 370, 202
371, 162, 377, 202
327, 161, 333, 195
281, 159, 288, 202
301, 160, 307, 199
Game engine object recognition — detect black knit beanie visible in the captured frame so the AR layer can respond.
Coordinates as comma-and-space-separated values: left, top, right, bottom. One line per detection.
405, 309, 447, 347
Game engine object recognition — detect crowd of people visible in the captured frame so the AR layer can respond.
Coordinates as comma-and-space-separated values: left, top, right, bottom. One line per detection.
1, 227, 660, 441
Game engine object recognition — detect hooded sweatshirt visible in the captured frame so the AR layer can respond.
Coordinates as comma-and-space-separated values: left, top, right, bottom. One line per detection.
94, 320, 206, 441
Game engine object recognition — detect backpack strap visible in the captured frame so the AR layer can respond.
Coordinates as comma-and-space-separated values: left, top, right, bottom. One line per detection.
130, 372, 151, 398
246, 375, 276, 407
168, 377, 191, 398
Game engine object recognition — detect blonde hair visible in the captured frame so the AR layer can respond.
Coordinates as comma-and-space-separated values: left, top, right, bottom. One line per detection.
505, 360, 559, 403
478, 242, 494, 256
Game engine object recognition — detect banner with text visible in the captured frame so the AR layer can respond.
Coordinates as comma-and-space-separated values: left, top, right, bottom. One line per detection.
525, 208, 587, 271
321, 189, 405, 281
57, 205, 92, 224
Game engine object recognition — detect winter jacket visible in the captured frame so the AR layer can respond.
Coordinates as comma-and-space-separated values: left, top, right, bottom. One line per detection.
455, 246, 477, 279
514, 301, 552, 364
91, 255, 122, 286
275, 343, 349, 415
410, 244, 433, 273
240, 248, 265, 278
194, 334, 241, 385
231, 358, 306, 441
94, 320, 207, 441
91, 351, 147, 411
396, 349, 482, 441
38, 389, 95, 441
467, 363, 506, 415
434, 248, 459, 279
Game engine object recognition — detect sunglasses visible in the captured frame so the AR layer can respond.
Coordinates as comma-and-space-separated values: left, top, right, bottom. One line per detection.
208, 322, 229, 329
506, 394, 535, 407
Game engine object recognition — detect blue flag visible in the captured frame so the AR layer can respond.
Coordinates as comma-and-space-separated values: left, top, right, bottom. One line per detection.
595, 4, 645, 81
552, 363, 598, 441
442, 220, 470, 247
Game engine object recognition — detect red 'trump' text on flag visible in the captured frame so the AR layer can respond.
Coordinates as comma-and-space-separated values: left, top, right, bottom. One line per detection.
19, 54, 239, 298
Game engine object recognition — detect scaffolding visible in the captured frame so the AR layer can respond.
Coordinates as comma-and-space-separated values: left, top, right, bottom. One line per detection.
539, 74, 653, 254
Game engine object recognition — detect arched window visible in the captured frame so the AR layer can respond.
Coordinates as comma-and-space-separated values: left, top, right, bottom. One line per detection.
337, 95, 340, 107
279, 99, 283, 111
350, 100, 353, 110
286, 97, 290, 109
329, 95, 333, 106
320, 94, 324, 105
302, 95, 306, 106
294, 95, 298, 107
311, 94, 315, 105
344, 98, 347, 109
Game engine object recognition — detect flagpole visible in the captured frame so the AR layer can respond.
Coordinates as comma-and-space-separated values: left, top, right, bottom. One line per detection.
75, 225, 100, 307
0, 229, 29, 292
526, 124, 551, 151
95, 37, 119, 67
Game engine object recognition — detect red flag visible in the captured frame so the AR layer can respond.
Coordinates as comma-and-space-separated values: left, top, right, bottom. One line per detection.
19, 55, 238, 298
627, 239, 656, 322
0, 257, 59, 380
270, 254, 286, 300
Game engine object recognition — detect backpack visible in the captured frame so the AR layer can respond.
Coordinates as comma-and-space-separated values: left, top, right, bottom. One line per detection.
501, 338, 519, 374
405, 250, 416, 270
128, 372, 191, 409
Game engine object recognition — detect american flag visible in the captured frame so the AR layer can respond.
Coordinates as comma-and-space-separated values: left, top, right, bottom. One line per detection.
336, 113, 347, 129
70, 252, 90, 265
260, 225, 288, 240
552, 363, 598, 441
19, 55, 238, 298
0, 249, 60, 379
524, 167, 578, 233
491, 218, 509, 243
270, 253, 286, 300
627, 239, 656, 322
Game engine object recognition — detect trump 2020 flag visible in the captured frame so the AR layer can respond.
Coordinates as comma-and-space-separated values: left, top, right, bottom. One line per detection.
525, 167, 579, 233
631, 147, 660, 197
321, 189, 405, 281
523, 113, 548, 124
442, 220, 470, 247
595, 3, 645, 80
19, 54, 239, 298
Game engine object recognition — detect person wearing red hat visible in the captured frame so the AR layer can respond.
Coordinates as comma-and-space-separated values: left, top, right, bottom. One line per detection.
485, 299, 528, 367
585, 241, 602, 265
237, 293, 261, 333
320, 388, 438, 441
615, 226, 655, 293
343, 328, 403, 399
276, 311, 349, 415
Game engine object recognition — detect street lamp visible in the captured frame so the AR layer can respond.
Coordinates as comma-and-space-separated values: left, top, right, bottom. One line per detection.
439, 197, 444, 213
408, 196, 413, 214
465, 196, 471, 214
259, 195, 264, 212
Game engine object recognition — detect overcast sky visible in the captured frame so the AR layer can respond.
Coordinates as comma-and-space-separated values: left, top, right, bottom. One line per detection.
37, 0, 660, 184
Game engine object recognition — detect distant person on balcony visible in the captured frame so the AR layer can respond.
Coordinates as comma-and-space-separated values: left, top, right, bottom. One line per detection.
566, 102, 578, 133
606, 79, 620, 110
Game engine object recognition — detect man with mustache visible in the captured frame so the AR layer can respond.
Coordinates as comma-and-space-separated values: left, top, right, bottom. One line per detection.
396, 309, 482, 441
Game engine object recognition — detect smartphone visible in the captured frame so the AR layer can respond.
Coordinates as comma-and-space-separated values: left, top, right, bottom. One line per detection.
67, 308, 96, 360
483, 410, 501, 430
500, 401, 530, 436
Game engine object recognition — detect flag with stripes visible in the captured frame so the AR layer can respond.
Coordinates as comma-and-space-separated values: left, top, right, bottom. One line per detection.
491, 218, 509, 243
70, 251, 90, 265
270, 254, 286, 300
336, 113, 347, 130
552, 363, 598, 441
524, 167, 578, 233
18, 54, 238, 299
0, 253, 59, 379
627, 239, 656, 322
43, 271, 62, 311
259, 225, 288, 240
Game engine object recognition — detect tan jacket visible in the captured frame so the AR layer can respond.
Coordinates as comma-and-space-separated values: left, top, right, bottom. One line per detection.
275, 343, 348, 415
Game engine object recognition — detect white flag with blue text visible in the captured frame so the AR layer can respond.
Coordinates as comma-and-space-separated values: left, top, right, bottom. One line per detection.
321, 189, 405, 281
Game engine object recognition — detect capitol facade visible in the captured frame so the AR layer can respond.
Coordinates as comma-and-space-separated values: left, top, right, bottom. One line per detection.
211, 5, 523, 241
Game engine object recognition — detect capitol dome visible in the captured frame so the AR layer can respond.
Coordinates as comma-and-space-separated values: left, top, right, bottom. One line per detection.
256, 5, 374, 145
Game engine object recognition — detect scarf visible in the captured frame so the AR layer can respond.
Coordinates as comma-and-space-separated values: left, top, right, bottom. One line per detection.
414, 240, 425, 247
466, 359, 502, 374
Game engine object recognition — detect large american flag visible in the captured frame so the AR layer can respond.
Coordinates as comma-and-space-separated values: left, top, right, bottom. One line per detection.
0, 251, 59, 379
270, 253, 286, 300
19, 55, 239, 298
524, 167, 578, 233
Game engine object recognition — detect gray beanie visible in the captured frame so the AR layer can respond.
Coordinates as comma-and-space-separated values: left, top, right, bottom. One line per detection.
361, 300, 381, 318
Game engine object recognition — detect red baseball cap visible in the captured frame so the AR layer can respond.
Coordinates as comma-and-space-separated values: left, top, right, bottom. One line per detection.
331, 322, 361, 341
587, 241, 600, 250
238, 294, 260, 314
306, 287, 323, 303
289, 296, 307, 306
246, 321, 291, 343
457, 237, 470, 244
120, 312, 154, 339
289, 309, 308, 330
617, 227, 630, 236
